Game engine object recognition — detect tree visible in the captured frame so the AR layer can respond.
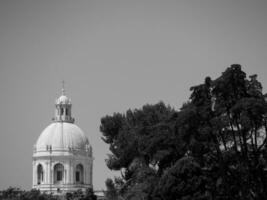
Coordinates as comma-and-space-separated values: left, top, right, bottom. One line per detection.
65, 188, 96, 200
83, 188, 97, 200
174, 65, 267, 199
105, 178, 119, 200
100, 64, 267, 200
1, 187, 22, 200
100, 102, 178, 199
157, 157, 207, 200
0, 187, 58, 200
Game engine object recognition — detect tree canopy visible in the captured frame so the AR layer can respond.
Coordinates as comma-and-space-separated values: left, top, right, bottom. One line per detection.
101, 64, 267, 200
0, 187, 96, 200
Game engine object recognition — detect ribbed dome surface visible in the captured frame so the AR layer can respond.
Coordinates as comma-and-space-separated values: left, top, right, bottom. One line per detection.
56, 95, 71, 104
35, 122, 89, 151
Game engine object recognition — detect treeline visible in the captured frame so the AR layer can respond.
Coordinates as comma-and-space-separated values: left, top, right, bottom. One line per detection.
101, 64, 267, 200
0, 187, 97, 200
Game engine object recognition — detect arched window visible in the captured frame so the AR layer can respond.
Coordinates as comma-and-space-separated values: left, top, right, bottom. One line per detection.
75, 164, 84, 184
54, 163, 64, 183
60, 107, 64, 115
37, 164, 44, 185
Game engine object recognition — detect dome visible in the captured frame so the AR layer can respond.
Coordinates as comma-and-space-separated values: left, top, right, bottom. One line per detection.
56, 95, 71, 104
33, 86, 93, 194
35, 122, 89, 152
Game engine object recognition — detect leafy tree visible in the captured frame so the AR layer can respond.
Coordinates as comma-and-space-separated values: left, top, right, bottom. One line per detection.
1, 187, 22, 200
65, 188, 96, 200
83, 188, 97, 200
0, 187, 97, 200
66, 192, 74, 200
105, 178, 119, 200
0, 187, 58, 200
100, 102, 177, 199
101, 64, 267, 200
157, 157, 207, 200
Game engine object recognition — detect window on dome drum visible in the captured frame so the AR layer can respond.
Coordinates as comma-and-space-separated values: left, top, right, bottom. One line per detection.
66, 109, 68, 115
60, 108, 64, 115
54, 163, 64, 183
75, 164, 84, 183
37, 164, 43, 185
76, 171, 80, 182
57, 171, 62, 181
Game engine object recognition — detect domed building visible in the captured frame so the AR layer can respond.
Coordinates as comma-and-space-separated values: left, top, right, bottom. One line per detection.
32, 88, 93, 194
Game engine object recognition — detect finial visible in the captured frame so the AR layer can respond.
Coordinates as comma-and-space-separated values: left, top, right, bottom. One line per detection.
62, 80, 65, 95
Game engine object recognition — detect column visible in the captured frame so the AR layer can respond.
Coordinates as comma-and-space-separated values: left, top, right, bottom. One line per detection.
87, 161, 90, 185
32, 161, 36, 187
70, 162, 73, 184
66, 162, 70, 184
84, 163, 87, 184
90, 160, 93, 185
45, 162, 48, 184
48, 160, 52, 186
64, 169, 67, 184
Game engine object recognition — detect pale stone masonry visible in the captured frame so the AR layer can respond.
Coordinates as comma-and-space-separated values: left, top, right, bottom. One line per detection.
32, 87, 93, 194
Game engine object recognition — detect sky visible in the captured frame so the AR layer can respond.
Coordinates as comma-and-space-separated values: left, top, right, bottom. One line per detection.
0, 0, 267, 191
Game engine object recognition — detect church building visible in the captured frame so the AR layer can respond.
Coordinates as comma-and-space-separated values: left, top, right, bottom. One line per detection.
32, 87, 93, 194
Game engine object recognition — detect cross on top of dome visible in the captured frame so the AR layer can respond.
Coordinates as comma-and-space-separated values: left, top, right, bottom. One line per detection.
56, 81, 71, 105
61, 80, 65, 95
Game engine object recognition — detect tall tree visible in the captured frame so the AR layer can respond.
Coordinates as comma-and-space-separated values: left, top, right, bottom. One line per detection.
100, 64, 267, 200
100, 102, 178, 199
105, 178, 119, 200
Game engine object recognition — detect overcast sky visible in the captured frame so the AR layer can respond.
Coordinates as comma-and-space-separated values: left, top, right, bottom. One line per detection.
0, 0, 267, 191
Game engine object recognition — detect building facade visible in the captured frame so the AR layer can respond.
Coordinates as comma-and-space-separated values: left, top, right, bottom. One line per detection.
32, 88, 93, 194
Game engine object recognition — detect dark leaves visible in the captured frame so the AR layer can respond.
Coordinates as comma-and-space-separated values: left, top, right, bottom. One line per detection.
101, 64, 267, 200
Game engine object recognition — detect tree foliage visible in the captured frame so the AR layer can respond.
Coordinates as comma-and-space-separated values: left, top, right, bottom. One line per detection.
65, 188, 97, 200
0, 187, 58, 200
0, 187, 96, 200
101, 64, 267, 200
105, 178, 119, 200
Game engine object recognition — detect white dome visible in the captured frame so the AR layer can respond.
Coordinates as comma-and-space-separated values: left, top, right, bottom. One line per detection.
35, 122, 89, 152
56, 95, 71, 104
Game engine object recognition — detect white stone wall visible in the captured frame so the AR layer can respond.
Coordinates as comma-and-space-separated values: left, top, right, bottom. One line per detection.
33, 153, 93, 194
